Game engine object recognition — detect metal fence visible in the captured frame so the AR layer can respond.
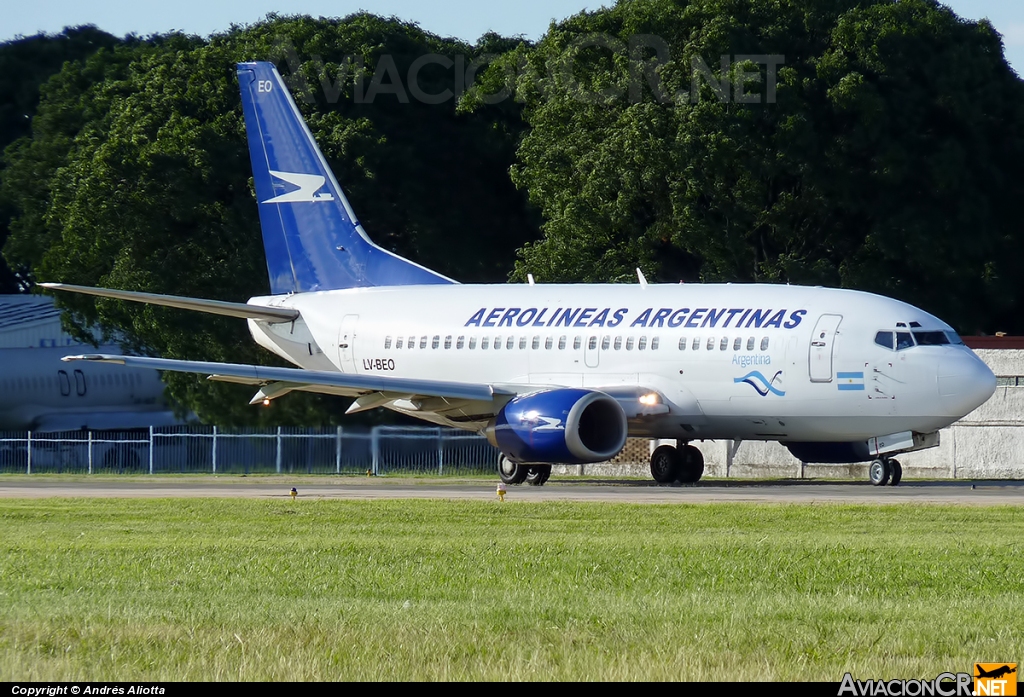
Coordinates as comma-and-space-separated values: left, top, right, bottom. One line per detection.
0, 426, 503, 476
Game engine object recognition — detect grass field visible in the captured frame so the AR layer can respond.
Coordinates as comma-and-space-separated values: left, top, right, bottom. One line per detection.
1, 497, 1021, 681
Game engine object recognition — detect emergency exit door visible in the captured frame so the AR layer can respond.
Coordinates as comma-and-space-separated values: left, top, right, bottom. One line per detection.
809, 314, 842, 382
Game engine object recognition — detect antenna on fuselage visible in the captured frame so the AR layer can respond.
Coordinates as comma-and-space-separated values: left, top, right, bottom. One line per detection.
636, 268, 648, 289
527, 274, 535, 286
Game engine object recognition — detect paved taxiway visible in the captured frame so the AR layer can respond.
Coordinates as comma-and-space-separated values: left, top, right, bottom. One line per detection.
1, 478, 1022, 504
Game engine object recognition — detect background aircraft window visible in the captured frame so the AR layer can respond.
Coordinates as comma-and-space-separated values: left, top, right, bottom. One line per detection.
432, 336, 440, 349
482, 338, 490, 349
469, 337, 477, 349
58, 371, 70, 396
573, 336, 582, 350
945, 331, 964, 345
419, 336, 427, 349
74, 370, 86, 396
519, 337, 527, 350
913, 331, 950, 346
532, 336, 540, 350
457, 336, 465, 349
589, 337, 598, 350
545, 337, 553, 349
626, 337, 635, 350
875, 331, 894, 349
444, 336, 452, 349
651, 337, 659, 350
720, 337, 729, 351
602, 336, 611, 350
896, 332, 914, 350
638, 337, 647, 350
384, 337, 392, 349
760, 337, 769, 351
679, 337, 687, 350
558, 336, 567, 350
707, 337, 715, 350
746, 337, 755, 351
506, 337, 515, 350
733, 337, 742, 351
614, 337, 622, 350
396, 338, 404, 349
692, 337, 701, 351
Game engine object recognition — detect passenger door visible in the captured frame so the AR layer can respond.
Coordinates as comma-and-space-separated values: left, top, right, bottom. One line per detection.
809, 314, 842, 383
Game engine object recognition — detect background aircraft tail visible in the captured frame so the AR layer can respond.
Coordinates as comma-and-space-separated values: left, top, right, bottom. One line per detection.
236, 62, 455, 294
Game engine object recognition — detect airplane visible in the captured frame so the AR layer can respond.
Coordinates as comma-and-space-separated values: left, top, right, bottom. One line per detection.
42, 61, 996, 487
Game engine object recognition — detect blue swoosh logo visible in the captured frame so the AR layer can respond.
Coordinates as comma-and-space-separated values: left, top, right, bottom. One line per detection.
734, 370, 785, 397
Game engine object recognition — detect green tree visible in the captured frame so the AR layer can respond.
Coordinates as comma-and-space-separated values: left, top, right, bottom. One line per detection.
1, 15, 538, 425
505, 0, 1024, 334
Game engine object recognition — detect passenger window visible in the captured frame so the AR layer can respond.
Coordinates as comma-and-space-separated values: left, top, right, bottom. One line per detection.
733, 337, 741, 351
601, 336, 611, 350
494, 336, 502, 350
519, 337, 527, 350
456, 336, 465, 349
760, 337, 769, 351
506, 337, 514, 350
614, 337, 622, 350
651, 337, 659, 350
679, 337, 687, 351
626, 337, 635, 350
419, 336, 427, 349
707, 337, 715, 351
692, 337, 700, 351
469, 337, 477, 349
444, 336, 452, 349
408, 336, 415, 349
896, 332, 914, 350
482, 337, 490, 350
384, 337, 392, 349
746, 336, 754, 351
573, 336, 582, 350
558, 336, 567, 350
874, 331, 894, 350
720, 337, 728, 351
589, 337, 598, 350
545, 337, 553, 350
432, 335, 440, 349
532, 336, 540, 350
396, 337, 404, 349
638, 337, 647, 350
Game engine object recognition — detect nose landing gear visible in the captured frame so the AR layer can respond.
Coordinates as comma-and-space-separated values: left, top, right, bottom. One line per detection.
868, 457, 903, 486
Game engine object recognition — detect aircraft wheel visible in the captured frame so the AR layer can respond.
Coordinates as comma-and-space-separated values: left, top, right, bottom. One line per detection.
525, 465, 552, 486
678, 444, 705, 484
650, 445, 681, 484
498, 456, 528, 485
888, 459, 902, 486
868, 458, 890, 486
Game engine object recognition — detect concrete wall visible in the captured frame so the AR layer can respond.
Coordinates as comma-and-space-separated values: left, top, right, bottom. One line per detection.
554, 349, 1024, 480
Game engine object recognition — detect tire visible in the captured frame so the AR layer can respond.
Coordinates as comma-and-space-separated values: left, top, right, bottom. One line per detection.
650, 445, 681, 484
888, 460, 902, 486
678, 444, 705, 484
868, 458, 890, 486
525, 465, 552, 486
498, 456, 527, 485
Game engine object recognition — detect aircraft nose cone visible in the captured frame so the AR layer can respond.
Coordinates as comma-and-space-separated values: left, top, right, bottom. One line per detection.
937, 352, 996, 417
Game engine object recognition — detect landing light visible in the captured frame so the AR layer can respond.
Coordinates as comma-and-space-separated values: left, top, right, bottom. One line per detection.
639, 393, 660, 406
263, 398, 271, 407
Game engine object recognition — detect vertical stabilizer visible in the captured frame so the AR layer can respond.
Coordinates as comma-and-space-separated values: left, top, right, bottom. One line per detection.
236, 62, 455, 294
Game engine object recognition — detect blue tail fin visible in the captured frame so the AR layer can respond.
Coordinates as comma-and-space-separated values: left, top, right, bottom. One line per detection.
236, 62, 456, 294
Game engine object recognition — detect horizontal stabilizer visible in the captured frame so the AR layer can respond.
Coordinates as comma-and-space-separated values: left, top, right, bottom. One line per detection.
62, 354, 504, 402
38, 283, 298, 322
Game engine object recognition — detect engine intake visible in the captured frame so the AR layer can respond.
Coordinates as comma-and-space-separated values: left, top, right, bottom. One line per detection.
487, 388, 627, 464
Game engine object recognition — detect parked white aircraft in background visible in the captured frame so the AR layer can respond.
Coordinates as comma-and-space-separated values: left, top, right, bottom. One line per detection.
44, 62, 996, 486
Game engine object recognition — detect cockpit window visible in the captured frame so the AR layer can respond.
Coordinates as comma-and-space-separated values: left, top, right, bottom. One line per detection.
896, 332, 914, 350
912, 331, 950, 346
945, 331, 964, 345
874, 331, 894, 350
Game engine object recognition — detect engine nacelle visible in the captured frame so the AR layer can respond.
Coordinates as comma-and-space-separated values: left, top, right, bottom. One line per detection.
486, 388, 627, 464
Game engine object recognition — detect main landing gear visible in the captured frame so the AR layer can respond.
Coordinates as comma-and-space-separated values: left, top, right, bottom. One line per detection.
650, 442, 704, 484
498, 457, 551, 486
868, 457, 902, 487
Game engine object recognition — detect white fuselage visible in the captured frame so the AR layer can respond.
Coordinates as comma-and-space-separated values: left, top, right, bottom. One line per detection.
247, 283, 995, 442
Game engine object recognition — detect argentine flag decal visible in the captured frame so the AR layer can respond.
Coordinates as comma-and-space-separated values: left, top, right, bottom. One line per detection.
837, 372, 865, 390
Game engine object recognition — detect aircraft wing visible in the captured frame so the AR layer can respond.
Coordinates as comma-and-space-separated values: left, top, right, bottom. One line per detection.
62, 354, 513, 408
